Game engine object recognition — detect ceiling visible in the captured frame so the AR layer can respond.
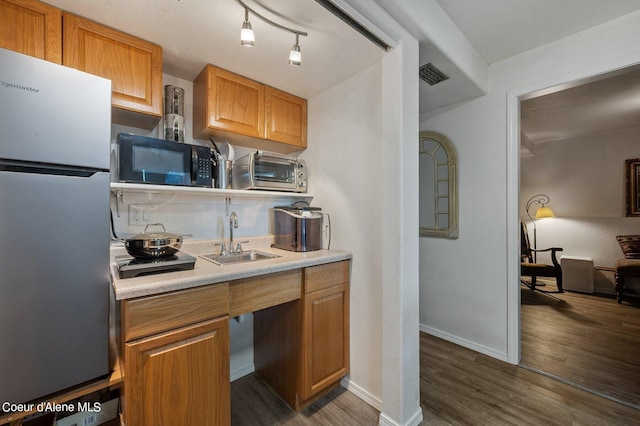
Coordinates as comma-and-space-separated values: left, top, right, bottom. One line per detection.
46, 0, 385, 99
430, 0, 640, 150
45, 0, 640, 146
433, 0, 640, 65
521, 65, 640, 148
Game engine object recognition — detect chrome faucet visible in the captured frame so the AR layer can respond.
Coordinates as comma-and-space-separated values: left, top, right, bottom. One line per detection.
229, 211, 238, 254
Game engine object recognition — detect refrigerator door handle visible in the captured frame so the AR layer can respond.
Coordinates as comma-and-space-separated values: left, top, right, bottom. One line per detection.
0, 159, 105, 177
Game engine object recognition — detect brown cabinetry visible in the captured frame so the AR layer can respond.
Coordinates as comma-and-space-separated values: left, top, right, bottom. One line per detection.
193, 65, 265, 140
254, 260, 350, 410
0, 0, 62, 64
118, 260, 349, 420
63, 13, 162, 129
265, 86, 307, 149
301, 260, 350, 400
194, 64, 307, 153
121, 284, 230, 425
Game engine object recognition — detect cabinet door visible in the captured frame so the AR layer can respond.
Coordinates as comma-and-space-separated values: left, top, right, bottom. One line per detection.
265, 86, 307, 148
195, 65, 265, 139
0, 0, 62, 64
63, 13, 162, 125
125, 317, 230, 426
301, 283, 349, 400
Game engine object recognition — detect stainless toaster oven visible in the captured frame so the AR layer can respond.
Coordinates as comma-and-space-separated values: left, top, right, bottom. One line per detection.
232, 151, 307, 192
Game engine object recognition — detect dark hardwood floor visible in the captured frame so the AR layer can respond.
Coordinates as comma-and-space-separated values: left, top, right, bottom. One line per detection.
521, 283, 640, 407
420, 332, 640, 425
230, 374, 379, 425
231, 297, 640, 425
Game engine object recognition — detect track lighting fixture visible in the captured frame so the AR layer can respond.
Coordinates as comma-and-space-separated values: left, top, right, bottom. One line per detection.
235, 0, 307, 66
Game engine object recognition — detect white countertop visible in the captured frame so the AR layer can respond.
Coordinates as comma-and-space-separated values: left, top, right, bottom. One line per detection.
110, 237, 352, 300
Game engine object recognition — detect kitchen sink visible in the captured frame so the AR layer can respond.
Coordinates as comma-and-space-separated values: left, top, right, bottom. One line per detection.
199, 250, 280, 266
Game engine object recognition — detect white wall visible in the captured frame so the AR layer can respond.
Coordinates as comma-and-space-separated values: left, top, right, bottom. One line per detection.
303, 63, 385, 408
419, 11, 640, 361
521, 127, 640, 293
304, 26, 422, 426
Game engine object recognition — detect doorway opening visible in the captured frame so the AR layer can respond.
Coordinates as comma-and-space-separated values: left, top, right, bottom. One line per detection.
511, 63, 640, 408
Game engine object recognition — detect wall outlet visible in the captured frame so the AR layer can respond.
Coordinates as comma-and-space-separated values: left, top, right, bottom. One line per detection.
128, 204, 154, 225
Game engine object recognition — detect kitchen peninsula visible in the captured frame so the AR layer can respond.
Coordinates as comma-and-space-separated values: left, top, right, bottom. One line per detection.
112, 239, 351, 425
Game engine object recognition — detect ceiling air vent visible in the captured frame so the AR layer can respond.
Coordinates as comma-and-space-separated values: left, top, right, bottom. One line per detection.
419, 63, 449, 86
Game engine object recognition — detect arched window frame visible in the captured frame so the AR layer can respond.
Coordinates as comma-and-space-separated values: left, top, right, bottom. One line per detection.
419, 131, 458, 239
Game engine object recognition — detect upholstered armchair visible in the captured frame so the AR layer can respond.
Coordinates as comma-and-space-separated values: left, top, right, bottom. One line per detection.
614, 235, 640, 303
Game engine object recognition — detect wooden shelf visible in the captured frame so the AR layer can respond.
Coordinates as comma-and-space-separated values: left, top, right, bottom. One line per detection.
110, 182, 313, 201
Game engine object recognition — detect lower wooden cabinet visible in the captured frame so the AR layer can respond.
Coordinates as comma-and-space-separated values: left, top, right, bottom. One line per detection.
301, 281, 349, 400
124, 317, 230, 426
254, 260, 350, 410
121, 284, 230, 425
119, 261, 349, 421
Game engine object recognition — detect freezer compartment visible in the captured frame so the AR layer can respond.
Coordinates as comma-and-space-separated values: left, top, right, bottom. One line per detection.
0, 169, 110, 404
0, 48, 111, 170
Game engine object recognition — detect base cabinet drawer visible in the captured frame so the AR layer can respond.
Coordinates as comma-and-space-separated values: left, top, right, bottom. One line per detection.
124, 317, 230, 426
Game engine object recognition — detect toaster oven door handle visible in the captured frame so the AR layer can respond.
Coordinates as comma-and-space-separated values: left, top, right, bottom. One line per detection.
255, 151, 297, 164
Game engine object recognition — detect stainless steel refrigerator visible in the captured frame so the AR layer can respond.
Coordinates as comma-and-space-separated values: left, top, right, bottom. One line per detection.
0, 48, 111, 404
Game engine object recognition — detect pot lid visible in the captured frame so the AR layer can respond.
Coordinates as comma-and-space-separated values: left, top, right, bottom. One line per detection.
131, 223, 181, 241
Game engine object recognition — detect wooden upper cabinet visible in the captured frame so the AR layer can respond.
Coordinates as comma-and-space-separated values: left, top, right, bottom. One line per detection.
63, 13, 162, 129
0, 0, 62, 64
194, 64, 307, 153
194, 65, 265, 139
265, 86, 307, 148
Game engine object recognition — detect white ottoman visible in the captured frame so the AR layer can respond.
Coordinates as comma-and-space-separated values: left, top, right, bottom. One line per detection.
560, 255, 594, 293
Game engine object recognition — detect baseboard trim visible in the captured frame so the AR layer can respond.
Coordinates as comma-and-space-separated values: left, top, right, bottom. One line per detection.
379, 407, 423, 426
420, 324, 509, 363
230, 364, 255, 382
342, 377, 423, 426
341, 376, 382, 411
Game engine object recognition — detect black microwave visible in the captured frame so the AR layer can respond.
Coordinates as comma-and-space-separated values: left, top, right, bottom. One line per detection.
116, 133, 212, 187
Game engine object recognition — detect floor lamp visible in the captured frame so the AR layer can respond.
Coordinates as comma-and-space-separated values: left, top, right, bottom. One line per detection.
525, 194, 556, 262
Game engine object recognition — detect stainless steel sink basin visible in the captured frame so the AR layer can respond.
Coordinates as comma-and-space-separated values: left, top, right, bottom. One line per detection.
199, 250, 280, 266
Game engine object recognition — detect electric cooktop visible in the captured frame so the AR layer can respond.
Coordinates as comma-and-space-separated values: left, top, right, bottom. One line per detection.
115, 252, 196, 279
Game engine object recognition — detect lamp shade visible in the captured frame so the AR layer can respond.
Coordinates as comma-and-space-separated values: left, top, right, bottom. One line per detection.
535, 206, 555, 219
